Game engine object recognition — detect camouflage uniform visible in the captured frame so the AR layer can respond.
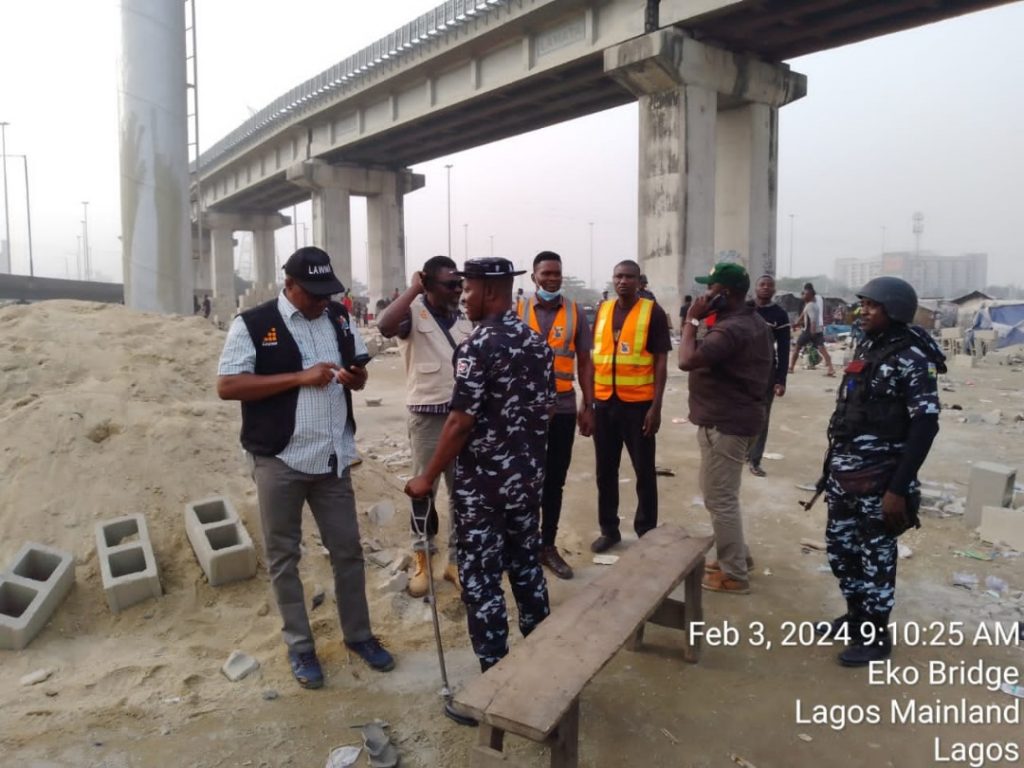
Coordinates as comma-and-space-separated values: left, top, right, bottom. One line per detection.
826, 327, 941, 621
450, 309, 556, 670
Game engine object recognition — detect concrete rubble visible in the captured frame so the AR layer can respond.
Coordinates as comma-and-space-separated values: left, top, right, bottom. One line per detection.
221, 650, 260, 682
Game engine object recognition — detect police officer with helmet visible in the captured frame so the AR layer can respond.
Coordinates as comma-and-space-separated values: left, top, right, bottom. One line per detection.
818, 276, 945, 666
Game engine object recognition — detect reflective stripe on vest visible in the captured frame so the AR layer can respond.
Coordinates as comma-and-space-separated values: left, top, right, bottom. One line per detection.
518, 297, 577, 393
593, 298, 655, 402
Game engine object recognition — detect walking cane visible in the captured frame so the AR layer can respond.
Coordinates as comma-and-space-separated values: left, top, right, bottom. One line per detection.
411, 495, 477, 727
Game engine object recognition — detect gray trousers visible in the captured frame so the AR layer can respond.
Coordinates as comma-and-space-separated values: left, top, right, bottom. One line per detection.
408, 411, 458, 563
698, 426, 752, 581
252, 456, 372, 654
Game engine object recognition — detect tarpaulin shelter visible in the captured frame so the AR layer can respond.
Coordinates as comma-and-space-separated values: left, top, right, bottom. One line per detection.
966, 302, 1024, 351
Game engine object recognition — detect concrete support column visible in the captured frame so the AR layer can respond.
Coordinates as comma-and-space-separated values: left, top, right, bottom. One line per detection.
193, 235, 212, 295
715, 103, 778, 280
287, 160, 353, 292
367, 170, 424, 308
606, 30, 805, 312
207, 220, 236, 323
251, 228, 277, 293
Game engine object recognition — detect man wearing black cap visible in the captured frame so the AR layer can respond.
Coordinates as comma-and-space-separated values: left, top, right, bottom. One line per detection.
404, 257, 556, 672
217, 246, 393, 689
679, 262, 773, 595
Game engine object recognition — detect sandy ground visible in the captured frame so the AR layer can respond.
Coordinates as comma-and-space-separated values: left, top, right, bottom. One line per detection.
1, 300, 1022, 768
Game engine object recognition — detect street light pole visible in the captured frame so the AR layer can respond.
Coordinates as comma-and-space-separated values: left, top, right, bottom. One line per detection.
788, 213, 795, 277
0, 122, 10, 273
15, 156, 33, 276
444, 164, 453, 258
81, 201, 90, 280
588, 221, 594, 288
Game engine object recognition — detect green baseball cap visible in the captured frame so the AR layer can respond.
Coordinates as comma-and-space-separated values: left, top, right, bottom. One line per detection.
695, 262, 750, 289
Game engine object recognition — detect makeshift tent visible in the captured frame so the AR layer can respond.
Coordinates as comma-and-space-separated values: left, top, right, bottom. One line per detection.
966, 302, 1024, 351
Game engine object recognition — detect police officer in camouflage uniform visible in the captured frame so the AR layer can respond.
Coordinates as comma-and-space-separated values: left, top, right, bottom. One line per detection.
405, 257, 556, 672
820, 276, 945, 666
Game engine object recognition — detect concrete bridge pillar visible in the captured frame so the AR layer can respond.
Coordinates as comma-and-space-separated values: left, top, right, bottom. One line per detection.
205, 215, 237, 324
288, 160, 425, 311
287, 160, 353, 293
606, 30, 805, 314
205, 210, 291, 320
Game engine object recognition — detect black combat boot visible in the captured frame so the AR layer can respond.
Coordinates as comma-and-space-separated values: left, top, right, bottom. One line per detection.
837, 617, 891, 667
816, 598, 862, 640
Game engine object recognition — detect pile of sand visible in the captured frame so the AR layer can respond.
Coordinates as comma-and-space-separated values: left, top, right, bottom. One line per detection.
0, 301, 457, 753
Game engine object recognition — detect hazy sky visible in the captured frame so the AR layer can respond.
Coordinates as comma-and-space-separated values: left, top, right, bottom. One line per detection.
1, 0, 1021, 290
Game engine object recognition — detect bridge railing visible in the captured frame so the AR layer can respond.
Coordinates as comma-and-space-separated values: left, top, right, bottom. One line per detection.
197, 0, 508, 174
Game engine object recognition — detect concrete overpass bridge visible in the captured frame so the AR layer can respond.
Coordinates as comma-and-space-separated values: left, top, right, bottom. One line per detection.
151, 0, 1013, 318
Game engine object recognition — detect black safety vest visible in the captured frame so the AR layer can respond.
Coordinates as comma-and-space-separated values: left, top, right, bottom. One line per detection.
830, 332, 916, 443
238, 300, 356, 456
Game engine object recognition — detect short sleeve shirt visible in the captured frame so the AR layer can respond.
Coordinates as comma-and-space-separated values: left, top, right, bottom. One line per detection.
450, 310, 556, 509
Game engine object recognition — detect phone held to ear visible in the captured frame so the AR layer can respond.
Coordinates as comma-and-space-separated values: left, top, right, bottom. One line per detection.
704, 293, 726, 316
347, 353, 372, 371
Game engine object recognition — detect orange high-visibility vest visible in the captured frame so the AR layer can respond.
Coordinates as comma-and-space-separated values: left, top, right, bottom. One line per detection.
518, 297, 577, 393
593, 298, 655, 402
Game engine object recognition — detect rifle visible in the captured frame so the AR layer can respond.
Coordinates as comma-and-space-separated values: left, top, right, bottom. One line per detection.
801, 417, 836, 511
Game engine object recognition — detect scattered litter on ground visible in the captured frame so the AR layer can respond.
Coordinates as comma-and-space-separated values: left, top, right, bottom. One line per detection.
953, 549, 994, 561
762, 453, 784, 461
795, 483, 817, 492
671, 417, 688, 424
730, 754, 758, 768
952, 572, 979, 590
798, 733, 813, 742
763, 568, 773, 576
221, 650, 260, 682
325, 745, 362, 768
655, 466, 675, 477
800, 538, 826, 552
691, 496, 705, 508
984, 575, 1009, 596
364, 398, 383, 407
593, 554, 619, 566
1002, 683, 1024, 700
357, 721, 398, 768
816, 564, 832, 573
19, 669, 54, 687
660, 727, 679, 744
311, 585, 327, 610
897, 544, 913, 559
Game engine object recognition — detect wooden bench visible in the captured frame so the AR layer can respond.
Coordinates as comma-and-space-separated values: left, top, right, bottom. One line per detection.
453, 525, 714, 768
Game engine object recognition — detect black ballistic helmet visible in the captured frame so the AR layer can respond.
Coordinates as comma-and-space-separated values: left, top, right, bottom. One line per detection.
856, 276, 918, 324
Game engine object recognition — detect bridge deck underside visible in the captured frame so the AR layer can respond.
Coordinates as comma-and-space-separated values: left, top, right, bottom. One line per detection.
685, 0, 1015, 59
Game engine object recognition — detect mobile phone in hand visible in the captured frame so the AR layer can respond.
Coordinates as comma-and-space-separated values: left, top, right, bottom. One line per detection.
347, 353, 372, 371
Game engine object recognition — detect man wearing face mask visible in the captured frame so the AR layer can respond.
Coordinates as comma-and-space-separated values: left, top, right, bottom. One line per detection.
679, 262, 773, 595
377, 256, 473, 598
517, 251, 594, 579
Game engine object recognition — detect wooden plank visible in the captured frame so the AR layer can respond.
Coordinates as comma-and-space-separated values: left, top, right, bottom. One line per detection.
683, 565, 704, 664
454, 526, 712, 741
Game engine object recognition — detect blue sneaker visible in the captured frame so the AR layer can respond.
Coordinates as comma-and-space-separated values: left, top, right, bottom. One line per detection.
288, 650, 324, 689
345, 636, 395, 672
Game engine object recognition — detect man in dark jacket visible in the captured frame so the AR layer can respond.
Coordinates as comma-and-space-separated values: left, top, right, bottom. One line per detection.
748, 275, 790, 477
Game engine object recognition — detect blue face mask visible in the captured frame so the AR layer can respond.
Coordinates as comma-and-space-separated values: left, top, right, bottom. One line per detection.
536, 287, 562, 301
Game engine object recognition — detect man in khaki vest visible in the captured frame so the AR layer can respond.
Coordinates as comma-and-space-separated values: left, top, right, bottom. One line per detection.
378, 256, 473, 596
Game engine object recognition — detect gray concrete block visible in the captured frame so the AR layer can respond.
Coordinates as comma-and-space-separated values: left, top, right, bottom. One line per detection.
184, 497, 257, 587
979, 506, 1024, 551
96, 514, 161, 613
0, 543, 75, 651
221, 649, 260, 682
965, 462, 1016, 529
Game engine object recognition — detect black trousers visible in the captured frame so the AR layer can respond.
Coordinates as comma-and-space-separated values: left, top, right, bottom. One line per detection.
748, 384, 776, 467
594, 400, 658, 537
540, 412, 577, 547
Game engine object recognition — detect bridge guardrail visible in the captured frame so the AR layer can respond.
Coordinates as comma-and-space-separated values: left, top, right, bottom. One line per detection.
197, 0, 508, 175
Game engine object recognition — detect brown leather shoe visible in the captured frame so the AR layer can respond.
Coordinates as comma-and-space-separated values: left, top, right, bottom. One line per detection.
704, 555, 755, 573
408, 551, 430, 598
539, 545, 574, 580
702, 570, 750, 594
442, 561, 462, 592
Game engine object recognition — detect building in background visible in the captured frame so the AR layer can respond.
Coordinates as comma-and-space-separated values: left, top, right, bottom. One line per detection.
834, 252, 987, 298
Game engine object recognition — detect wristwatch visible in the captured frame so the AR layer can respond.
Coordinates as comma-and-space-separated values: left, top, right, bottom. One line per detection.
688, 318, 700, 327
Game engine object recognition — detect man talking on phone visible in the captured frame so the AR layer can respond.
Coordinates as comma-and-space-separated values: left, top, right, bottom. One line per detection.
679, 262, 773, 595
217, 247, 393, 689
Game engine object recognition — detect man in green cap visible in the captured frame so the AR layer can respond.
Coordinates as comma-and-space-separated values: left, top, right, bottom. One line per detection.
679, 262, 773, 594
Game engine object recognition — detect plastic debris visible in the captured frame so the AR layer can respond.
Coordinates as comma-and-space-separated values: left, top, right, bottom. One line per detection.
953, 549, 994, 561
655, 466, 675, 477
798, 733, 813, 742
897, 544, 913, 559
326, 745, 362, 768
984, 575, 1009, 595
593, 554, 619, 566
1002, 683, 1024, 700
762, 452, 784, 461
951, 572, 979, 589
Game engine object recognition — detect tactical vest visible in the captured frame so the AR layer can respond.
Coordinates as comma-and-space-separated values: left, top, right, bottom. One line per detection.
830, 332, 916, 443
239, 300, 356, 457
518, 296, 577, 393
593, 298, 655, 402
